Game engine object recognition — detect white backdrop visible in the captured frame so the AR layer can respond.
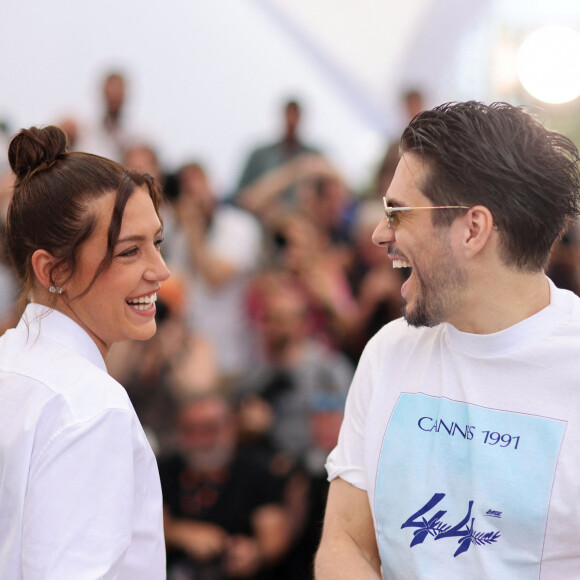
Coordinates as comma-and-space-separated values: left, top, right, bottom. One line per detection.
1, 0, 579, 194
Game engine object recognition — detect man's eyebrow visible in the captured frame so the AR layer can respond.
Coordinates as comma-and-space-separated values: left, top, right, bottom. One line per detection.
116, 226, 163, 245
385, 197, 405, 208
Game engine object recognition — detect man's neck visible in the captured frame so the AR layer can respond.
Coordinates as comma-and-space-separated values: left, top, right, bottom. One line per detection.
448, 269, 550, 335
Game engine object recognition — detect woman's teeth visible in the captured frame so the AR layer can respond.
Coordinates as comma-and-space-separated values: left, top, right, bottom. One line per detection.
127, 293, 157, 310
393, 259, 411, 268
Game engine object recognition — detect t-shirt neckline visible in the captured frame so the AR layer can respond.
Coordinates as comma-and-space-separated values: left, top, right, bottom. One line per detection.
442, 278, 572, 358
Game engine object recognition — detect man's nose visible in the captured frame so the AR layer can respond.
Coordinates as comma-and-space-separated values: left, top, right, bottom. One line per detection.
372, 218, 395, 247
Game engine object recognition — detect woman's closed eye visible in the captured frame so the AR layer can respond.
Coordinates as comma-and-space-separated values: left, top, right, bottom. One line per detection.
118, 246, 139, 258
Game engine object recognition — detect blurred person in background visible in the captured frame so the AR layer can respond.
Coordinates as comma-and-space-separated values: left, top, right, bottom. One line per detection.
0, 118, 11, 176
401, 88, 427, 122
165, 161, 264, 385
123, 142, 179, 203
546, 220, 580, 296
237, 273, 353, 578
369, 140, 400, 201
123, 142, 167, 190
232, 98, 320, 206
76, 70, 143, 162
159, 392, 291, 580
367, 88, 426, 200
56, 117, 81, 151
284, 390, 346, 579
295, 172, 357, 271
265, 213, 358, 350
238, 157, 356, 273
237, 271, 353, 464
235, 151, 338, 226
343, 199, 405, 364
0, 169, 19, 335
0, 220, 19, 335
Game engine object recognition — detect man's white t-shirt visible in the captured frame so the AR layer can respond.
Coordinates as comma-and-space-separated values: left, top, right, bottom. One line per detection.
0, 303, 166, 579
327, 279, 580, 579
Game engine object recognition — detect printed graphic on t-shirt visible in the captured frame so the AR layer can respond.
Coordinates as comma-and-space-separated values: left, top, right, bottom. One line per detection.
375, 393, 566, 579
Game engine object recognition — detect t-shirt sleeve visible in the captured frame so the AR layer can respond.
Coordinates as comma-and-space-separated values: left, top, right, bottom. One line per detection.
325, 336, 378, 491
21, 408, 140, 579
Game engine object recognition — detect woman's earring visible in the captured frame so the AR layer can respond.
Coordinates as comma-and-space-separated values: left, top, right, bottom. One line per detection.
49, 285, 63, 294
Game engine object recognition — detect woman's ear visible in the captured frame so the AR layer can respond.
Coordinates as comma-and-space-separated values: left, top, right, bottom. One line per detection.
31, 249, 62, 291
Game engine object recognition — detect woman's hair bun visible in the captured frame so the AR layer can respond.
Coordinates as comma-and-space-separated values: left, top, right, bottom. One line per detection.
8, 125, 68, 181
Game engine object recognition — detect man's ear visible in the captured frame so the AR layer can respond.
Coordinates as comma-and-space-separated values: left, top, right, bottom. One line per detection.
31, 249, 63, 290
461, 205, 496, 259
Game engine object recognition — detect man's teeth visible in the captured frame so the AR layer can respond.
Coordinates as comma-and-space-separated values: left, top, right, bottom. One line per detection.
393, 259, 411, 269
127, 293, 157, 310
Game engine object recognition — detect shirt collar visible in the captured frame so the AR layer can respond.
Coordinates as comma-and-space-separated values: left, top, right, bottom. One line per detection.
442, 277, 570, 357
21, 303, 107, 372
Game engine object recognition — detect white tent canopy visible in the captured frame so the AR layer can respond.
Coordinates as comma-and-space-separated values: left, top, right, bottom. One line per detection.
1, 0, 578, 192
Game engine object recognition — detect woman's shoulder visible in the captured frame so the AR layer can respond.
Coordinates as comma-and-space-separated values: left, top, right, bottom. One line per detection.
1, 327, 132, 424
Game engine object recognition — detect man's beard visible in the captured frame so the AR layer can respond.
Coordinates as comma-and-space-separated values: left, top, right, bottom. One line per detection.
403, 242, 466, 328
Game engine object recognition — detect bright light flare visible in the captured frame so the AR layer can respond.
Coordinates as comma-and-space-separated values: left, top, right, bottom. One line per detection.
516, 26, 580, 104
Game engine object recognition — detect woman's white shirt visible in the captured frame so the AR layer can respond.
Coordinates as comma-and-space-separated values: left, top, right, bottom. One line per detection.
0, 303, 166, 579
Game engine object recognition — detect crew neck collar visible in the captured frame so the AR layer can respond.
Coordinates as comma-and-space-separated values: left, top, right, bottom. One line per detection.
442, 278, 572, 357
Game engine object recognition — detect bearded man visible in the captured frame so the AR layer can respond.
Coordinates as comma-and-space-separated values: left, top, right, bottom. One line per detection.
315, 101, 580, 579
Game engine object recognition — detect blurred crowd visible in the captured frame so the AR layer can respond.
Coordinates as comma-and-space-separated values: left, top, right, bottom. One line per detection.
1, 73, 579, 579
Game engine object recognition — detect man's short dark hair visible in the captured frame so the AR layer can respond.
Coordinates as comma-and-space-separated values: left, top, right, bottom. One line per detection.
400, 101, 580, 271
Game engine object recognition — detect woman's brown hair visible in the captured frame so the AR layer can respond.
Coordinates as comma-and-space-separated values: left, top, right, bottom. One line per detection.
7, 125, 163, 312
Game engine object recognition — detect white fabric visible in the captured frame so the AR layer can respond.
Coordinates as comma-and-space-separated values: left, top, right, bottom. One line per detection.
327, 279, 580, 579
0, 303, 165, 579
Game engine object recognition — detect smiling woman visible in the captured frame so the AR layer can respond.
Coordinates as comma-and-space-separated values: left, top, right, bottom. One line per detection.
48, 186, 169, 355
0, 125, 170, 578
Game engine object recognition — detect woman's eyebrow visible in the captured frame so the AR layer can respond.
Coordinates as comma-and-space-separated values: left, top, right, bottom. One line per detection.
116, 226, 163, 244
